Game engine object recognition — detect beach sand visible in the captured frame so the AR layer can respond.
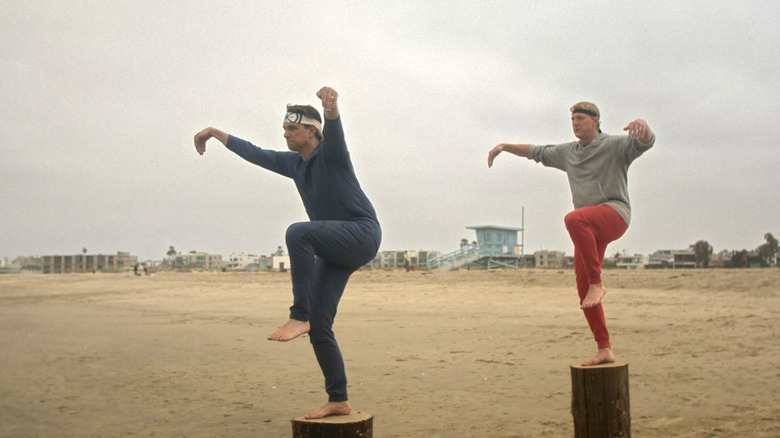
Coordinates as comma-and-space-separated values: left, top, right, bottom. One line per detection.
1, 268, 778, 437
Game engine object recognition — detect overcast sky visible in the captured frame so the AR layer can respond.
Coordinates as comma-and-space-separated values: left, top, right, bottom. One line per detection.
2, 1, 778, 261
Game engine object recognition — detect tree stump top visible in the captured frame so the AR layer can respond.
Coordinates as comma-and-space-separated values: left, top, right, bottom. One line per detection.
291, 411, 373, 425
570, 362, 628, 370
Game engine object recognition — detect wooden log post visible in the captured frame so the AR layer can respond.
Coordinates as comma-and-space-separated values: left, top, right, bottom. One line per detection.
570, 362, 631, 438
291, 412, 373, 438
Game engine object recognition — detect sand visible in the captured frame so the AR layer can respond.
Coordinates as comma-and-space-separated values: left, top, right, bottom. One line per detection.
0, 268, 778, 437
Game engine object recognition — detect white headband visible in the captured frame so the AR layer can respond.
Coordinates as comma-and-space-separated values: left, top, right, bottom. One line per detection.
285, 111, 322, 135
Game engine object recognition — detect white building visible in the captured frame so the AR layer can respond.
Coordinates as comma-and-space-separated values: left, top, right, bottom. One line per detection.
272, 255, 290, 272
226, 253, 261, 270
617, 254, 649, 270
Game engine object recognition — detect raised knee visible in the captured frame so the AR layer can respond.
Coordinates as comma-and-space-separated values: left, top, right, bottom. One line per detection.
564, 210, 582, 229
285, 222, 308, 244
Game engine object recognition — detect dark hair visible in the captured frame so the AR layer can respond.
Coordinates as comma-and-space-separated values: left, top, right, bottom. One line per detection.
286, 104, 323, 140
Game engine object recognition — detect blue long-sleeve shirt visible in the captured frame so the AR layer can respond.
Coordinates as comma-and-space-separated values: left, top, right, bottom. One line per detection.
225, 116, 380, 242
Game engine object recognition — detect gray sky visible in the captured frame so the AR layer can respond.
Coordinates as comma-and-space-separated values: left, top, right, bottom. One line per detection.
2, 1, 778, 261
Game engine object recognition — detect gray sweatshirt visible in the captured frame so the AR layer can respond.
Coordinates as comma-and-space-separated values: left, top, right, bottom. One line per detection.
528, 133, 655, 226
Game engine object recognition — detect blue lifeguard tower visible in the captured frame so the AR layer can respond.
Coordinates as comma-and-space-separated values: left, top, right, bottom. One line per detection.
428, 210, 526, 270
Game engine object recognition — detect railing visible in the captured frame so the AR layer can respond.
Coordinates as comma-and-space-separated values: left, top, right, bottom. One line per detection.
426, 244, 482, 271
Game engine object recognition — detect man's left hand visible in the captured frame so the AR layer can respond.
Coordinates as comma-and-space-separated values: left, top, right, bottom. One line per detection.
316, 87, 339, 118
623, 119, 653, 143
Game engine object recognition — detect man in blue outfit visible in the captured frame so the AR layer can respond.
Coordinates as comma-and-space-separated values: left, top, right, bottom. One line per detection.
194, 86, 381, 419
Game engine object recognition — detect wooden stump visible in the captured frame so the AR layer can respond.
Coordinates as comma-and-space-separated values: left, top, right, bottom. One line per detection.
570, 362, 631, 438
291, 411, 373, 438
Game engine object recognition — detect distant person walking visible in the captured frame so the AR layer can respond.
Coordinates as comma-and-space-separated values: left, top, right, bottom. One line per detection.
194, 87, 381, 418
487, 102, 655, 366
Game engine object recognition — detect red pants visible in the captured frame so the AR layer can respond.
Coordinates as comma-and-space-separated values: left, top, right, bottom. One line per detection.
564, 205, 627, 349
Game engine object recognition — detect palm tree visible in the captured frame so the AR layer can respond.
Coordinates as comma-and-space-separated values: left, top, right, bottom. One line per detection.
691, 240, 713, 268
758, 233, 778, 267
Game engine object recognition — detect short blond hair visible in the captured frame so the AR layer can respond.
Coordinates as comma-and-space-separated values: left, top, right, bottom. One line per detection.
570, 101, 600, 118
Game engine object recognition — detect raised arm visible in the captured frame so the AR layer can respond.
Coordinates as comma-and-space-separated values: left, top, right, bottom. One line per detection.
623, 119, 654, 144
316, 86, 339, 120
194, 127, 229, 155
487, 143, 531, 168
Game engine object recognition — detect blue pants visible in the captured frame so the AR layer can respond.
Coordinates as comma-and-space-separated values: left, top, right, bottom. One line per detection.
285, 219, 380, 402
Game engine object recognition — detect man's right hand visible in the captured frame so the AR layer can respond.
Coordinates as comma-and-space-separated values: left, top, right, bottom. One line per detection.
487, 144, 505, 168
488, 143, 531, 167
194, 127, 229, 155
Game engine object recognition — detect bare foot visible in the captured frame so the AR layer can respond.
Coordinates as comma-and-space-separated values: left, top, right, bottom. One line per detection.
580, 283, 607, 309
305, 401, 351, 419
267, 319, 310, 342
581, 348, 616, 366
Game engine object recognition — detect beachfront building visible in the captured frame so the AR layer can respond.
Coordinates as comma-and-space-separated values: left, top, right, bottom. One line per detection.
712, 250, 734, 268
42, 252, 138, 274
173, 252, 224, 270
224, 252, 292, 271
646, 249, 697, 269
646, 250, 675, 269
226, 252, 261, 270
617, 254, 649, 270
369, 250, 440, 270
673, 251, 696, 269
0, 257, 23, 274
534, 250, 566, 268
17, 256, 43, 273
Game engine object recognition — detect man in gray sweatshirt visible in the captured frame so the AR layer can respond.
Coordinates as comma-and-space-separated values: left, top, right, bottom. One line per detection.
487, 102, 655, 366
